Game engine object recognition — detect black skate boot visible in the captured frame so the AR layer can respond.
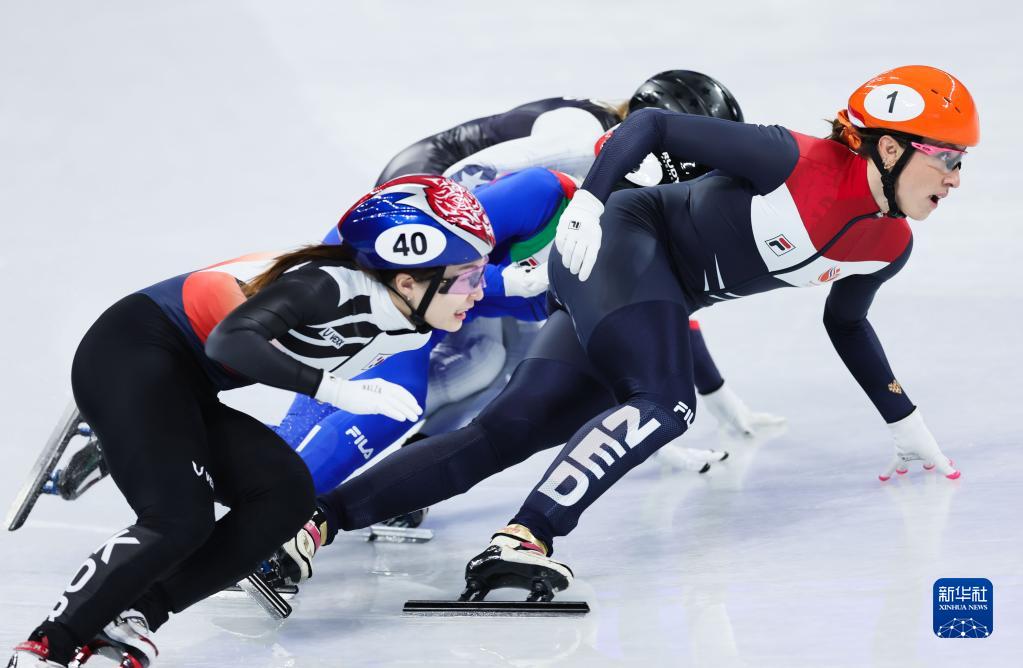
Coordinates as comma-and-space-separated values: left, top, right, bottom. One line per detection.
216, 508, 330, 620
272, 506, 328, 586
74, 610, 157, 668
461, 524, 573, 602
54, 438, 108, 500
6, 401, 101, 531
402, 525, 588, 615
220, 507, 330, 620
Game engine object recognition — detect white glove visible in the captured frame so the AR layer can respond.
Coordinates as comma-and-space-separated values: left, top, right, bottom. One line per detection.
701, 383, 786, 436
314, 374, 422, 422
502, 262, 549, 298
880, 408, 959, 481
554, 189, 603, 281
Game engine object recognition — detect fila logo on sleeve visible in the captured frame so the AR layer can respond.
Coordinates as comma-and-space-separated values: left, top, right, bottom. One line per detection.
766, 234, 795, 256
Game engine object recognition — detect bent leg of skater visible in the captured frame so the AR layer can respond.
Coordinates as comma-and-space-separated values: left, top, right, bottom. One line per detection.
689, 322, 724, 394
457, 192, 702, 600
25, 296, 224, 664
320, 309, 615, 535
138, 404, 314, 621
510, 301, 696, 551
511, 191, 700, 553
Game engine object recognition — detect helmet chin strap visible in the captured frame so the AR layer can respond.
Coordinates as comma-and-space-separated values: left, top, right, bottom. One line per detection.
387, 267, 445, 331
870, 142, 915, 219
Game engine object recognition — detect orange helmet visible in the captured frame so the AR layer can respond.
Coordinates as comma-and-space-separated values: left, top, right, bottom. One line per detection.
846, 65, 979, 147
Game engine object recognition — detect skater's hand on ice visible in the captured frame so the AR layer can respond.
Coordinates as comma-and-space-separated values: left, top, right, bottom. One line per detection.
315, 374, 422, 422
740, 411, 787, 435
502, 262, 549, 298
701, 383, 786, 437
880, 409, 959, 481
555, 189, 603, 282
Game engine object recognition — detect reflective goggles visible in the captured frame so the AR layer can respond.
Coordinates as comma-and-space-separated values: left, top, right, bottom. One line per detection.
911, 141, 966, 172
437, 261, 487, 295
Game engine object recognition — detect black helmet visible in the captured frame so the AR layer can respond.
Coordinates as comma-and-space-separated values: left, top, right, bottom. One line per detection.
629, 70, 743, 122
608, 70, 743, 189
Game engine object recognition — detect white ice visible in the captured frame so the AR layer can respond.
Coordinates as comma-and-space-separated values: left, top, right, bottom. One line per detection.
1, 1, 1020, 666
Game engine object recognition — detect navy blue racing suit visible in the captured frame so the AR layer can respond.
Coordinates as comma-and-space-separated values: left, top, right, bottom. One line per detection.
318, 109, 916, 554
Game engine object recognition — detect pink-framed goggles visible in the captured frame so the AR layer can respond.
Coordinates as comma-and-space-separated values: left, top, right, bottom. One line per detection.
438, 260, 487, 295
911, 141, 966, 172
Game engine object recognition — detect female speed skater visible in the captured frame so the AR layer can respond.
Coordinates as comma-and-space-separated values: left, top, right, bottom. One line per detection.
274, 71, 783, 512
7, 175, 494, 667
279, 65, 975, 601
379, 68, 784, 438
276, 167, 577, 498
24, 76, 756, 557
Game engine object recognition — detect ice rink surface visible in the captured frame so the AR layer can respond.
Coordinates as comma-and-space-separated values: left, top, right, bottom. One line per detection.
1, 1, 1020, 666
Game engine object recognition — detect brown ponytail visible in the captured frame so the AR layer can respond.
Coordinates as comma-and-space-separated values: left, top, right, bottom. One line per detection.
827, 109, 913, 158
828, 109, 866, 153
241, 242, 440, 298
241, 244, 356, 297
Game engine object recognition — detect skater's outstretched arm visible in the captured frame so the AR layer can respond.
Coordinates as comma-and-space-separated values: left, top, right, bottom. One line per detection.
822, 246, 915, 424
582, 108, 799, 201
206, 266, 341, 396
823, 245, 958, 479
279, 341, 434, 494
318, 311, 615, 538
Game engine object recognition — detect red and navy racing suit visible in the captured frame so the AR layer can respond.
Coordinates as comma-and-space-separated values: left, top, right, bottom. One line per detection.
317, 109, 917, 554
377, 96, 732, 402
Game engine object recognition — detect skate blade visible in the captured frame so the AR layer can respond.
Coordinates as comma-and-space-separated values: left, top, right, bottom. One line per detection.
234, 573, 293, 620
222, 583, 299, 598
6, 400, 82, 531
403, 600, 589, 616
356, 525, 434, 543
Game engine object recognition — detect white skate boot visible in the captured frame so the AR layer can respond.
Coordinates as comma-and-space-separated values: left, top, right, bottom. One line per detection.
270, 508, 327, 586
74, 610, 157, 668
